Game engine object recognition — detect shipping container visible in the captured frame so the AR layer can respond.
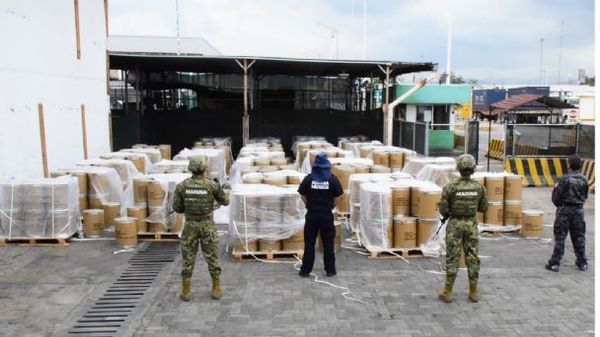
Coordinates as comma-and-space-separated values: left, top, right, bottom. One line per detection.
507, 86, 550, 97
472, 89, 506, 111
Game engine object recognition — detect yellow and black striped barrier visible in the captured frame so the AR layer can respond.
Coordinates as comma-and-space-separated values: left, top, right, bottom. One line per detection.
505, 157, 595, 193
582, 159, 595, 193
485, 138, 504, 160
514, 144, 540, 156
505, 157, 568, 187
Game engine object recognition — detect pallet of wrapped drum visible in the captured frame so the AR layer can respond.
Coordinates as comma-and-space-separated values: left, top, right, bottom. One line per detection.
192, 137, 233, 174
51, 166, 126, 216
120, 145, 164, 163
0, 176, 81, 245
294, 139, 333, 167
132, 173, 191, 240
355, 179, 443, 259
173, 148, 227, 183
229, 147, 289, 186
343, 173, 440, 258
229, 184, 308, 261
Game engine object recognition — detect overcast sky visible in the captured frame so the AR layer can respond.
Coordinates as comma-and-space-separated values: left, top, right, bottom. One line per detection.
109, 0, 595, 85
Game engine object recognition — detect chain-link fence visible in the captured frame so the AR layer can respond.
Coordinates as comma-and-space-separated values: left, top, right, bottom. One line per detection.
505, 124, 594, 159
578, 124, 594, 159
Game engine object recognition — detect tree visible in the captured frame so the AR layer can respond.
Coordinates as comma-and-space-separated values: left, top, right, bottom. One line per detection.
450, 72, 465, 84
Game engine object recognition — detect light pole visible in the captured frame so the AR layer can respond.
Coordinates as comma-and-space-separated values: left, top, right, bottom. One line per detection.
363, 0, 367, 60
539, 38, 544, 84
317, 22, 339, 59
175, 0, 181, 55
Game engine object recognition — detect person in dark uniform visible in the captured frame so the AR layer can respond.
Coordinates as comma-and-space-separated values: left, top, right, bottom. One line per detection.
546, 156, 589, 272
298, 153, 343, 277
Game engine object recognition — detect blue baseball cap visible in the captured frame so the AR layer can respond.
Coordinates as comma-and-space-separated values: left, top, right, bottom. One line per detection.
313, 153, 331, 168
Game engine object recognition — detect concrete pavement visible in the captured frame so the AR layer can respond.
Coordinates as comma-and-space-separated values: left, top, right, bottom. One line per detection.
0, 187, 594, 337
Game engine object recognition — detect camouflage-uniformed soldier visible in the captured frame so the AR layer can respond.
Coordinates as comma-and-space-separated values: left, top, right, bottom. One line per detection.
438, 154, 488, 303
172, 156, 229, 301
545, 156, 589, 272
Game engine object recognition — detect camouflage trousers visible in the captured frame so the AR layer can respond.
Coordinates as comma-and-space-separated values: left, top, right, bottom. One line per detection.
445, 218, 480, 289
181, 219, 221, 279
549, 206, 587, 267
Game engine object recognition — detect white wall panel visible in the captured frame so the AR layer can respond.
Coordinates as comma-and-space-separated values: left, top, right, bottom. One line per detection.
0, 0, 109, 178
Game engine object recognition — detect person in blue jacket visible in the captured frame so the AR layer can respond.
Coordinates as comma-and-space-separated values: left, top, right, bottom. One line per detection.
297, 153, 343, 277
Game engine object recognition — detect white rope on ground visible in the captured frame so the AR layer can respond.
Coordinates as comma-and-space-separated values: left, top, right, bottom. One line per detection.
226, 195, 368, 304
114, 247, 135, 255
292, 256, 368, 305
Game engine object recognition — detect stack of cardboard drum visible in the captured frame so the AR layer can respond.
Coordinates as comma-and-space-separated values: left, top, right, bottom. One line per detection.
0, 176, 80, 239
229, 184, 306, 254
472, 172, 543, 237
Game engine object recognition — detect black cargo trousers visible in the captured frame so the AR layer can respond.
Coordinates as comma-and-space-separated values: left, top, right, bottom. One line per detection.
549, 205, 587, 267
300, 214, 336, 275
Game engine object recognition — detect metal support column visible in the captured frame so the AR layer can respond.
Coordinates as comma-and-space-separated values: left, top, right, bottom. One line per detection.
378, 64, 392, 145
236, 59, 256, 146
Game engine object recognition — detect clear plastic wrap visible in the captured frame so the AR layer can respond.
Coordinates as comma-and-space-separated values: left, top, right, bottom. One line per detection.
228, 184, 306, 249
240, 170, 306, 186
144, 173, 191, 232
346, 172, 413, 231
194, 137, 232, 147
301, 157, 373, 174
292, 136, 327, 153
100, 152, 151, 174
415, 164, 458, 187
120, 148, 162, 164
77, 159, 139, 213
293, 139, 333, 164
0, 176, 81, 239
147, 159, 190, 174
229, 151, 288, 186
299, 148, 354, 173
341, 141, 383, 157
192, 138, 234, 174
248, 137, 281, 145
337, 136, 371, 149
53, 166, 125, 215
173, 148, 226, 183
402, 157, 457, 176
357, 179, 442, 253
359, 183, 393, 251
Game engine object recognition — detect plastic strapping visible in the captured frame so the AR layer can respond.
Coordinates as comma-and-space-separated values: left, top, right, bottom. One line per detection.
378, 191, 385, 249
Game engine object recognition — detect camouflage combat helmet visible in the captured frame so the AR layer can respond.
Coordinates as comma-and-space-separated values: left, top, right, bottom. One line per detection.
188, 156, 208, 175
456, 154, 476, 174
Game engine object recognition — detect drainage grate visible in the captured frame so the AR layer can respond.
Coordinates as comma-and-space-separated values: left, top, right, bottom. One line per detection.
68, 242, 178, 337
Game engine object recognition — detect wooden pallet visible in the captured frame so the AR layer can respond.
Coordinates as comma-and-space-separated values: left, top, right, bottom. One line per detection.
366, 247, 424, 259
0, 237, 70, 246
480, 225, 521, 236
232, 248, 304, 261
137, 232, 180, 242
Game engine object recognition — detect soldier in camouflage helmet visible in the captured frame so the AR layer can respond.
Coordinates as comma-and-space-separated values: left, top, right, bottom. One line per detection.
437, 154, 488, 303
173, 155, 229, 301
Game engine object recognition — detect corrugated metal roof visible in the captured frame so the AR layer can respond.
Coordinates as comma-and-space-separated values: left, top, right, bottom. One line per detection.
491, 94, 576, 111
491, 94, 542, 110
109, 53, 435, 78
